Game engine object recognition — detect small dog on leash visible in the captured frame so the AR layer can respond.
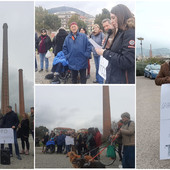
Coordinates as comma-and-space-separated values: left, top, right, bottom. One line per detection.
67, 151, 105, 168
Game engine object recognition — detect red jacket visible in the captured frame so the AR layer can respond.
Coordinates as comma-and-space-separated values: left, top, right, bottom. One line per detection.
94, 131, 102, 147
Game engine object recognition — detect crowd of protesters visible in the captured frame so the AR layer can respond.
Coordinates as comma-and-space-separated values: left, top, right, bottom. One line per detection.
0, 106, 34, 160
39, 111, 135, 168
35, 4, 135, 84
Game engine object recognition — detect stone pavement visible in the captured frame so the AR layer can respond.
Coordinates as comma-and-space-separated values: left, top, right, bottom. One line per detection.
35, 52, 97, 84
35, 147, 121, 168
136, 76, 170, 168
0, 134, 34, 169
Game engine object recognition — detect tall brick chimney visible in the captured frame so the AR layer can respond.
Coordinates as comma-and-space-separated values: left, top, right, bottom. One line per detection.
15, 103, 17, 113
1, 23, 9, 114
19, 69, 25, 115
103, 86, 111, 138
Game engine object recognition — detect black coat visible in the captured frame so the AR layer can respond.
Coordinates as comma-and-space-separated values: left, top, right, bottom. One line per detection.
37, 35, 52, 53
103, 28, 135, 84
52, 29, 68, 56
2, 111, 19, 130
21, 119, 29, 138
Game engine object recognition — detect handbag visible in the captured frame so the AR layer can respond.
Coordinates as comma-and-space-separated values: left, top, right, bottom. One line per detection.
106, 145, 116, 159
45, 50, 52, 58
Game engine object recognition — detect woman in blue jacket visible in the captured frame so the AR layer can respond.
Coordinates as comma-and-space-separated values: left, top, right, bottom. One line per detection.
96, 4, 135, 84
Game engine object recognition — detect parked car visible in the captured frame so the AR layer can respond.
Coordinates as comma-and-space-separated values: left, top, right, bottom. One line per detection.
144, 64, 161, 79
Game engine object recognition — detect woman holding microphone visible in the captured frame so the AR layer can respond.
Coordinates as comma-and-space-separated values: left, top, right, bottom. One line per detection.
96, 4, 135, 84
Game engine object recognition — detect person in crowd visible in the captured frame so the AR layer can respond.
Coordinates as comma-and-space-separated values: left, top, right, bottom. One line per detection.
62, 22, 92, 84
1, 106, 22, 160
82, 132, 88, 153
90, 24, 104, 84
65, 132, 71, 155
35, 32, 38, 72
42, 132, 49, 152
19, 113, 30, 155
76, 132, 82, 155
95, 4, 135, 84
94, 128, 102, 159
52, 27, 68, 56
79, 27, 91, 79
29, 107, 34, 139
155, 60, 170, 85
86, 128, 96, 157
57, 131, 65, 153
117, 112, 135, 168
102, 18, 115, 49
50, 130, 55, 138
37, 28, 52, 72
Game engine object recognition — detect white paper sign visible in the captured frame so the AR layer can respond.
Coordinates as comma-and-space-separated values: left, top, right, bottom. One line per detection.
160, 84, 170, 160
65, 136, 74, 145
0, 128, 14, 144
98, 55, 108, 80
89, 38, 102, 49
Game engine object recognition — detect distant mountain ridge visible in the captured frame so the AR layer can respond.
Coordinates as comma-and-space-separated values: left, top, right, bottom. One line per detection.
48, 6, 94, 18
136, 48, 170, 57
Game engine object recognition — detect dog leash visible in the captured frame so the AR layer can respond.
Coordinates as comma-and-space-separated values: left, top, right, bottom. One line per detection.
90, 135, 119, 161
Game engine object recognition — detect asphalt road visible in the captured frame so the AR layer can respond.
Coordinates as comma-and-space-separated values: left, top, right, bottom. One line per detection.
136, 76, 170, 168
35, 147, 121, 168
35, 52, 96, 84
0, 134, 34, 169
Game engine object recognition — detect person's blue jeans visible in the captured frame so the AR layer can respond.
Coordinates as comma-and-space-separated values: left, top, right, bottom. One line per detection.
1, 130, 20, 156
35, 56, 37, 69
122, 145, 135, 168
93, 55, 104, 84
39, 53, 49, 70
66, 145, 71, 153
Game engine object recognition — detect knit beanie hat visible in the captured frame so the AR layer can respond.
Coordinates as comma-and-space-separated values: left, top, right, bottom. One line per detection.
121, 112, 130, 119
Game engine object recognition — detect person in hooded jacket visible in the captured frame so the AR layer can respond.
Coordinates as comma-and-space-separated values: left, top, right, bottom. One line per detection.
37, 28, 52, 72
96, 4, 135, 84
52, 28, 68, 56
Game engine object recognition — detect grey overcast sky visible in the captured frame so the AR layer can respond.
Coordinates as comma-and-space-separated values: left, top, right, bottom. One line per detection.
35, 86, 135, 133
136, 1, 170, 49
0, 2, 34, 113
35, 0, 135, 17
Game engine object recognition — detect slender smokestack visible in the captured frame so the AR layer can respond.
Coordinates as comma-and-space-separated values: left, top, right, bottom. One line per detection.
15, 103, 17, 113
1, 23, 9, 114
103, 86, 111, 138
19, 69, 25, 115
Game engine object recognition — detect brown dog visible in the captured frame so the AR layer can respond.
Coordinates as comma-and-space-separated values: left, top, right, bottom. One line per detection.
67, 151, 94, 168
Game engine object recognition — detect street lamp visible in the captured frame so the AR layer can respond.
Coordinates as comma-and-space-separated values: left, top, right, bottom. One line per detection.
137, 37, 144, 60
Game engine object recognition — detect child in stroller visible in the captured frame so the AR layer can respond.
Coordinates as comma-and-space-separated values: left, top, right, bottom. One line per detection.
45, 51, 70, 84
45, 137, 56, 154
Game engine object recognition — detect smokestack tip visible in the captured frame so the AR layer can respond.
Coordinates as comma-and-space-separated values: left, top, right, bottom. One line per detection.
3, 23, 8, 29
18, 69, 23, 72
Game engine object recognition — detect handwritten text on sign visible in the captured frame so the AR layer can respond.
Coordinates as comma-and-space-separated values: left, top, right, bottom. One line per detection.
0, 128, 14, 144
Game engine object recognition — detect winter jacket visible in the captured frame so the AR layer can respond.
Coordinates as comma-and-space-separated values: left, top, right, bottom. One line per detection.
53, 51, 68, 67
94, 131, 102, 147
62, 31, 92, 71
20, 119, 29, 138
29, 113, 34, 131
37, 35, 52, 53
155, 62, 170, 85
120, 121, 135, 146
91, 31, 105, 56
57, 134, 65, 146
103, 18, 135, 84
2, 111, 19, 130
52, 29, 68, 56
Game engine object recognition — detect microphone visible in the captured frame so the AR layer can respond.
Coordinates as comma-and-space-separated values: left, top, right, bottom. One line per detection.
102, 29, 113, 49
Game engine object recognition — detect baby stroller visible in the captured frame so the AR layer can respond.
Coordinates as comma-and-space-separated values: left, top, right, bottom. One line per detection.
45, 140, 55, 153
45, 51, 71, 84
